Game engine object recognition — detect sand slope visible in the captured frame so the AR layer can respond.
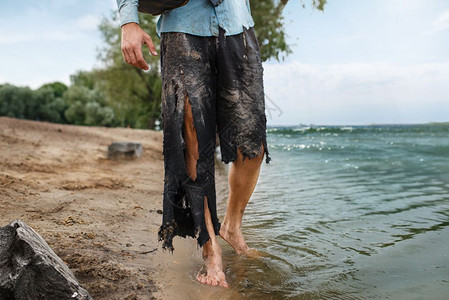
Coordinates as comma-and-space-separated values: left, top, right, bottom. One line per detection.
0, 117, 169, 299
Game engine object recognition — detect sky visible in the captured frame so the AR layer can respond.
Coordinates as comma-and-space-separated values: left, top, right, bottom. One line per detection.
1, 0, 448, 126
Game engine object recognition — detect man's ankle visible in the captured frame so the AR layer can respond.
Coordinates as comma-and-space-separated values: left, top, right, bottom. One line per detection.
221, 222, 241, 234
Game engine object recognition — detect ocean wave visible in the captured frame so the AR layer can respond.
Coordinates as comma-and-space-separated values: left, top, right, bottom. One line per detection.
267, 124, 449, 135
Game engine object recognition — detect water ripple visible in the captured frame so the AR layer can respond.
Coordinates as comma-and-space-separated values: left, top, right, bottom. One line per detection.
215, 125, 449, 299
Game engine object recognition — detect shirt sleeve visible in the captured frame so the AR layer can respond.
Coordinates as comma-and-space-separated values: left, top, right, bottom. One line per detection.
116, 0, 139, 26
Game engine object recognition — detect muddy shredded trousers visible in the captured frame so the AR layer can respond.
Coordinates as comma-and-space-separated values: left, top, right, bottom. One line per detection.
158, 27, 271, 252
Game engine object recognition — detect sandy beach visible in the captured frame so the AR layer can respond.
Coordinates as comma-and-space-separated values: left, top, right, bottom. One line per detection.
0, 117, 219, 299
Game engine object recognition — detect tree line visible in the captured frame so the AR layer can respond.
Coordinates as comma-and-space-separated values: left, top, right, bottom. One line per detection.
0, 79, 114, 127
0, 0, 326, 130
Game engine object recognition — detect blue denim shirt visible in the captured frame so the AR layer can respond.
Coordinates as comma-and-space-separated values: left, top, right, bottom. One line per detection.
116, 0, 255, 37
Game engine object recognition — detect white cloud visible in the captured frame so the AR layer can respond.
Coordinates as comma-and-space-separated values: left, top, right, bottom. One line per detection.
0, 30, 83, 44
0, 11, 92, 44
76, 14, 101, 31
385, 0, 427, 12
335, 34, 364, 45
263, 61, 449, 125
428, 10, 449, 34
0, 3, 104, 45
0, 0, 114, 89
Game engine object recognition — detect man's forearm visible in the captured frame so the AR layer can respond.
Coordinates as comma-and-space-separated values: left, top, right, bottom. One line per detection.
116, 0, 140, 26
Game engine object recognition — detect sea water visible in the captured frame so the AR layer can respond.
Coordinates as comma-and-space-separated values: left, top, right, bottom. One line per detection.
214, 124, 449, 299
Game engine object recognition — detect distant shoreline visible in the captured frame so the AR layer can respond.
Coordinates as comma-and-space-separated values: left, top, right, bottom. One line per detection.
267, 122, 449, 128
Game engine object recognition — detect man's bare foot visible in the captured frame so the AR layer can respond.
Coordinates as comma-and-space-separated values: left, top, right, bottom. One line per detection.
196, 240, 229, 288
219, 223, 259, 256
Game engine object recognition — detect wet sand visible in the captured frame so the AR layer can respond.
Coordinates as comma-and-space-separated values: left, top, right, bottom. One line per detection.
0, 117, 207, 299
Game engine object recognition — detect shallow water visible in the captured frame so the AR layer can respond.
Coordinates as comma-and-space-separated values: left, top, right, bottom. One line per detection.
164, 124, 449, 299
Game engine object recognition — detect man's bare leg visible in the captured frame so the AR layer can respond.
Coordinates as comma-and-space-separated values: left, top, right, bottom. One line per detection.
220, 145, 264, 254
196, 197, 229, 287
183, 96, 227, 287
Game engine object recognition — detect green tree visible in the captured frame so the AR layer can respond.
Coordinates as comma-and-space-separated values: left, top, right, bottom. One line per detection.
0, 83, 68, 123
38, 82, 68, 98
251, 0, 327, 61
35, 85, 69, 123
70, 71, 97, 90
29, 83, 70, 124
96, 13, 161, 129
63, 85, 115, 126
0, 84, 34, 119
39, 97, 69, 123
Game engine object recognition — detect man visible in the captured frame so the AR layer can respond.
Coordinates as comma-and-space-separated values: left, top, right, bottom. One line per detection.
116, 0, 270, 287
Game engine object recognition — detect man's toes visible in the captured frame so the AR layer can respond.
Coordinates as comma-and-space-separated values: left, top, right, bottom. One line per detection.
244, 248, 261, 258
196, 274, 205, 283
219, 280, 229, 288
211, 278, 218, 286
204, 277, 211, 285
209, 276, 218, 286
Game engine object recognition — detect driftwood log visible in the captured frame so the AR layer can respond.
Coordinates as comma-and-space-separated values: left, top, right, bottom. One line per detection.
107, 142, 143, 159
0, 220, 91, 300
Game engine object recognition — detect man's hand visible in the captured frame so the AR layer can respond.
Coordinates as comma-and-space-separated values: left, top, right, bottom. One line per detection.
121, 22, 158, 70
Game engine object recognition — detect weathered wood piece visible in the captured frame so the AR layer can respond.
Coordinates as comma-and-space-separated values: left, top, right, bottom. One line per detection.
0, 220, 92, 300
107, 142, 143, 159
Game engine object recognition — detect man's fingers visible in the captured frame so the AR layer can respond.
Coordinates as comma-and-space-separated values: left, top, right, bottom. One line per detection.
122, 43, 148, 70
133, 46, 149, 70
143, 34, 158, 56
126, 46, 139, 66
121, 48, 131, 65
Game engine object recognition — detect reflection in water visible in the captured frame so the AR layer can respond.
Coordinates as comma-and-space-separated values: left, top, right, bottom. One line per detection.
162, 125, 449, 299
